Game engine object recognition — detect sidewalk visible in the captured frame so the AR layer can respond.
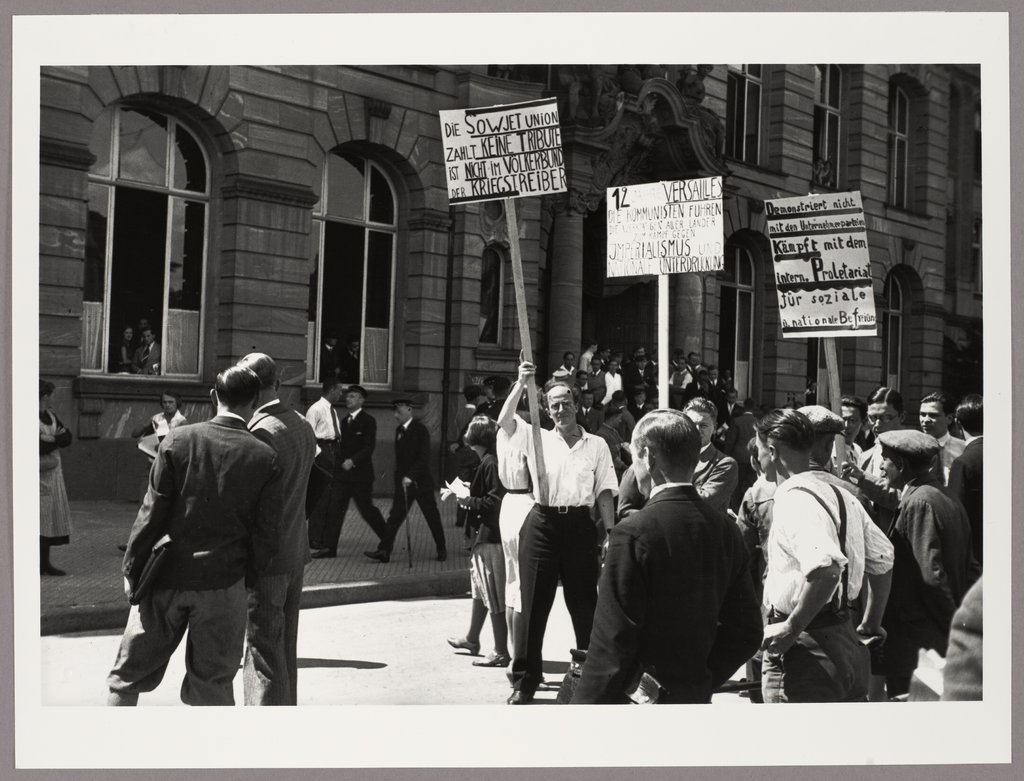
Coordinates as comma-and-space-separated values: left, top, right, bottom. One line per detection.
40, 496, 472, 635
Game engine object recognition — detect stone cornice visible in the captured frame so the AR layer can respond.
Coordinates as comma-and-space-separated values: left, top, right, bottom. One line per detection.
408, 209, 453, 232
221, 174, 319, 208
40, 137, 96, 171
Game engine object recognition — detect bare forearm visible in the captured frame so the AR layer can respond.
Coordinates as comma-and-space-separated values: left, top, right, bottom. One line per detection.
595, 490, 615, 530
497, 380, 526, 435
860, 570, 892, 630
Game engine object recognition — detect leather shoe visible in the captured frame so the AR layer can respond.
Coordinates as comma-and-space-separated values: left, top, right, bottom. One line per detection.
363, 549, 390, 563
41, 564, 66, 576
310, 549, 336, 559
472, 653, 511, 668
507, 689, 534, 705
436, 549, 448, 562
447, 637, 480, 656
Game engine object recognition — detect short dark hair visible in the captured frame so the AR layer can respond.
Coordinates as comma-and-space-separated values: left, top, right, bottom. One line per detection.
840, 395, 868, 420
610, 390, 627, 405
755, 408, 815, 452
487, 376, 511, 396
563, 351, 575, 362
321, 378, 345, 396
216, 365, 261, 409
684, 396, 718, 423
632, 409, 700, 470
237, 352, 277, 390
39, 379, 55, 398
160, 390, 184, 406
955, 393, 983, 435
920, 391, 956, 416
464, 415, 497, 450
462, 384, 483, 402
603, 405, 622, 421
867, 386, 904, 413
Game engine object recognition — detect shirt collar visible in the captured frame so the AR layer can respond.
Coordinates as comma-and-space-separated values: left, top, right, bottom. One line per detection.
218, 410, 247, 424
254, 399, 278, 415
400, 418, 412, 430
649, 481, 693, 498
699, 443, 715, 458
935, 431, 951, 446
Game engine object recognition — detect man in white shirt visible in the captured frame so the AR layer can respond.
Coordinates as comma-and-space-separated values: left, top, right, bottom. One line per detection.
499, 362, 618, 704
918, 391, 966, 485
756, 408, 893, 703
304, 379, 346, 549
601, 358, 623, 406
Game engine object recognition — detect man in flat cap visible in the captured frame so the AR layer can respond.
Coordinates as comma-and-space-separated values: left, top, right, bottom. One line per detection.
798, 405, 875, 518
875, 429, 980, 699
755, 409, 893, 703
365, 398, 447, 563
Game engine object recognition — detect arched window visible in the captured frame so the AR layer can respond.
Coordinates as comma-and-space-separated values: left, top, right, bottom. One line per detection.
308, 151, 397, 386
84, 106, 209, 376
881, 273, 905, 388
719, 244, 756, 398
479, 245, 505, 346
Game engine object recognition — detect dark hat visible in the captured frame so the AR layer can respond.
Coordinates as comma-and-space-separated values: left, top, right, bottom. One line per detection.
346, 384, 368, 398
392, 398, 414, 409
798, 405, 845, 435
632, 383, 648, 395
878, 429, 940, 459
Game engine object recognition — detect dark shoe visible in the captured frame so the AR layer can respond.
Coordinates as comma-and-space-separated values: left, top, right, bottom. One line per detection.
473, 653, 511, 668
447, 637, 480, 656
436, 549, 448, 562
363, 549, 390, 563
41, 564, 66, 576
116, 543, 127, 552
310, 549, 336, 559
507, 689, 534, 705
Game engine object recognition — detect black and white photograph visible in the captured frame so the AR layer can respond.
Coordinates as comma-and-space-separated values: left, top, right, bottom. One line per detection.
5, 7, 1017, 774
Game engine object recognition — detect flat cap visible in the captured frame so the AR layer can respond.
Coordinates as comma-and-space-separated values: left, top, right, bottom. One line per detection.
798, 405, 845, 435
878, 429, 940, 459
346, 384, 368, 397
392, 398, 414, 408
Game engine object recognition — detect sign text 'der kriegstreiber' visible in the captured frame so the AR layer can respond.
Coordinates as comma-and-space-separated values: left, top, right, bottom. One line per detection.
764, 190, 878, 338
440, 98, 567, 205
606, 177, 724, 278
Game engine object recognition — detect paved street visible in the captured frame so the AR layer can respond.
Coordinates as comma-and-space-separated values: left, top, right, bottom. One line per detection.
41, 590, 750, 706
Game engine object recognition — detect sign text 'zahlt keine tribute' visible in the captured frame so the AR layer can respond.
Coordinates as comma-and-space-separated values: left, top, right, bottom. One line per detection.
606, 177, 724, 278
440, 98, 567, 205
764, 190, 878, 338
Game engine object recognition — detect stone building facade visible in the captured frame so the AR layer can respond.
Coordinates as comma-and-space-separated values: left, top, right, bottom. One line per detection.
38, 63, 982, 498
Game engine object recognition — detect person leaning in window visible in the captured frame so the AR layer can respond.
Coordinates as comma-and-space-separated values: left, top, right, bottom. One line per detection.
115, 326, 134, 373
132, 326, 162, 375
40, 380, 73, 576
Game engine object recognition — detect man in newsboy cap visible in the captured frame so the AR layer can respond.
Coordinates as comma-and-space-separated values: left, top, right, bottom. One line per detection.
798, 405, 875, 517
875, 429, 981, 699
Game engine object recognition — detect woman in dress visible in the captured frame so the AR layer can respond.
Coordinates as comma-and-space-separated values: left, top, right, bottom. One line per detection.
131, 390, 187, 443
115, 326, 134, 373
445, 416, 510, 668
39, 380, 72, 576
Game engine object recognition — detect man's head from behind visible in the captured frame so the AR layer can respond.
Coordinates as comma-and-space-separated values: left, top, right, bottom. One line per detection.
237, 352, 279, 398
955, 393, 983, 438
630, 409, 701, 495
212, 365, 262, 420
754, 408, 815, 483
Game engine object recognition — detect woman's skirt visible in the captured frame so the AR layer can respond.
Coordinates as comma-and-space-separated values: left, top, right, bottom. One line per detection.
470, 542, 506, 614
40, 455, 72, 543
498, 492, 534, 612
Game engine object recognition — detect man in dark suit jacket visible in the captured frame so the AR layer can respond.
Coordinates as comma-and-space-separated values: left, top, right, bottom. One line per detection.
575, 388, 603, 434
684, 397, 739, 514
876, 430, 981, 698
106, 365, 281, 706
572, 409, 762, 703
948, 393, 983, 565
237, 353, 316, 706
313, 384, 389, 558
366, 399, 447, 563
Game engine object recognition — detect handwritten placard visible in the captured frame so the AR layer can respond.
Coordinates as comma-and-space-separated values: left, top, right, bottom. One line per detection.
439, 98, 567, 205
764, 190, 878, 338
606, 178, 724, 278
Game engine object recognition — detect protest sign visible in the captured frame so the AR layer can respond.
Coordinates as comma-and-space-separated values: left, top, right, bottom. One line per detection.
606, 177, 724, 278
440, 97, 567, 205
764, 190, 878, 338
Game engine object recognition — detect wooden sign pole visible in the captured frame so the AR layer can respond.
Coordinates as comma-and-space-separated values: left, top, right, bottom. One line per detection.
658, 274, 669, 406
823, 337, 847, 465
504, 198, 549, 507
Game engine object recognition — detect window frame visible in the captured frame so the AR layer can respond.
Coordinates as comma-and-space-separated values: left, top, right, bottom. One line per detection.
718, 243, 756, 399
308, 152, 399, 388
84, 106, 211, 379
812, 64, 843, 190
725, 64, 763, 165
881, 273, 905, 388
888, 84, 911, 209
478, 244, 506, 347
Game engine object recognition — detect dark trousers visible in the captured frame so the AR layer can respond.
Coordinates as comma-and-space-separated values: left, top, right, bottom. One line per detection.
381, 480, 446, 554
511, 506, 599, 694
106, 578, 247, 705
318, 479, 388, 554
243, 567, 304, 706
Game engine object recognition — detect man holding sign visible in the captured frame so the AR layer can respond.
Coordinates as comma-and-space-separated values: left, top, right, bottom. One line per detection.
498, 362, 617, 705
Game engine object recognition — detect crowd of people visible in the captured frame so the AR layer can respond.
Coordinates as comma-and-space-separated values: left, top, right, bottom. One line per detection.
38, 338, 982, 706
